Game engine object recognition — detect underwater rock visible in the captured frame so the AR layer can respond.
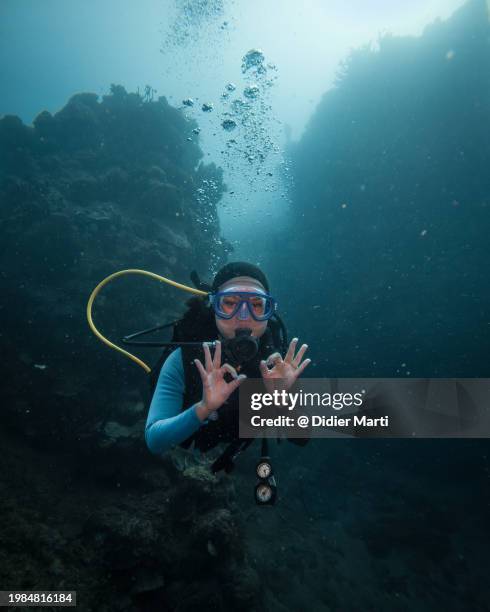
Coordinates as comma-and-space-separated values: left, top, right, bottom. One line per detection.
207, 539, 218, 557
84, 506, 158, 564
183, 464, 219, 485
171, 453, 231, 509
68, 175, 101, 203
159, 224, 192, 250
100, 420, 143, 447
0, 85, 229, 454
129, 567, 165, 594
139, 468, 173, 492
140, 180, 183, 217
190, 508, 242, 559
278, 0, 490, 378
226, 566, 261, 607
54, 93, 102, 152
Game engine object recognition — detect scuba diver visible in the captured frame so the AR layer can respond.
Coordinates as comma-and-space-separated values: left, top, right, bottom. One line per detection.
144, 261, 311, 476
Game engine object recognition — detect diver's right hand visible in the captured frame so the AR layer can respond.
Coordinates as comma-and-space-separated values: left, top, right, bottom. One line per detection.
194, 340, 247, 421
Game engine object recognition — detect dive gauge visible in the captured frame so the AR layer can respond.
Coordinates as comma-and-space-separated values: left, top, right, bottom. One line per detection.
256, 459, 273, 479
255, 482, 274, 504
255, 456, 277, 506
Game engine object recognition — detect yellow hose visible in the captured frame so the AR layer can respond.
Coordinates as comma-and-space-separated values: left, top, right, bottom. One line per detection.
86, 269, 208, 373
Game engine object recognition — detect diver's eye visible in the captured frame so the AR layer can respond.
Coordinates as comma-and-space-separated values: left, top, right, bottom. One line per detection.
250, 298, 265, 313
221, 296, 239, 312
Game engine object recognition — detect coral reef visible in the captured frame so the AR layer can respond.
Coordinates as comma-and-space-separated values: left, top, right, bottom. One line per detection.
0, 86, 262, 610
0, 85, 232, 452
268, 0, 490, 378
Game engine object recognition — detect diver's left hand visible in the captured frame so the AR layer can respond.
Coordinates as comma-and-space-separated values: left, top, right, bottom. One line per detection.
260, 338, 311, 394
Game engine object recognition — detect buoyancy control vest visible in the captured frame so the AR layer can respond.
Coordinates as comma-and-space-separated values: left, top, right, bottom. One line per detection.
148, 296, 284, 450
179, 325, 279, 452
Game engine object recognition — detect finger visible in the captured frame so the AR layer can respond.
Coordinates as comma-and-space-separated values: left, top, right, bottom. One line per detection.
213, 339, 222, 369
292, 343, 308, 367
203, 342, 213, 372
266, 352, 282, 367
220, 362, 239, 379
227, 374, 247, 394
294, 358, 311, 377
194, 359, 210, 387
260, 360, 269, 378
284, 338, 298, 363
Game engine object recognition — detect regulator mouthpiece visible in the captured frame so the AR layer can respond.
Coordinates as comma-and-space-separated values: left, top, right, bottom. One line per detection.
225, 328, 258, 364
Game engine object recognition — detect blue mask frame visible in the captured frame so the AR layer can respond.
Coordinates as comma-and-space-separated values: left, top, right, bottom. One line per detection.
210, 291, 277, 321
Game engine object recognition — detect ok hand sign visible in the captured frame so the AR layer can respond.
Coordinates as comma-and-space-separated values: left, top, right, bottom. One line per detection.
260, 337, 311, 394
194, 340, 247, 421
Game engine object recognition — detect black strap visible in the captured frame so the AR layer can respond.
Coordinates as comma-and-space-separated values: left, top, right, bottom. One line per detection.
211, 439, 255, 474
272, 313, 288, 354
123, 320, 182, 347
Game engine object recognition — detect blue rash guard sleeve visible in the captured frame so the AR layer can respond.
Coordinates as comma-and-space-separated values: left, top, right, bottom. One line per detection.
145, 347, 203, 455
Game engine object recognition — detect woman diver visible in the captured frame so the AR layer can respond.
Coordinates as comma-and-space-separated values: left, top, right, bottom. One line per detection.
144, 261, 311, 474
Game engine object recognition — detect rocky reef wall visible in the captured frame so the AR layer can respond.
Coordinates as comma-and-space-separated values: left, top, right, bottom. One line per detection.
0, 86, 266, 611
275, 0, 490, 377
1, 84, 231, 450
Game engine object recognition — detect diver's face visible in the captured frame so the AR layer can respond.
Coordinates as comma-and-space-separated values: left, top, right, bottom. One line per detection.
214, 276, 268, 340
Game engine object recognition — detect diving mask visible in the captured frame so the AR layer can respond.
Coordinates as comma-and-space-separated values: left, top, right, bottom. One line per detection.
211, 290, 277, 321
